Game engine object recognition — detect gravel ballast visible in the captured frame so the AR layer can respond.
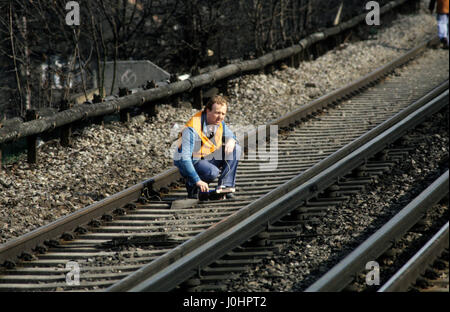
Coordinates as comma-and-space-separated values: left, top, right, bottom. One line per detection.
0, 6, 448, 245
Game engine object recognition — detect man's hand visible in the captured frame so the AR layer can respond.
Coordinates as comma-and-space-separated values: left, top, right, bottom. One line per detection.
196, 180, 209, 192
224, 138, 236, 155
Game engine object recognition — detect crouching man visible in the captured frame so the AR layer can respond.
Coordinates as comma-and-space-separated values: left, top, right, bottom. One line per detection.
174, 95, 241, 199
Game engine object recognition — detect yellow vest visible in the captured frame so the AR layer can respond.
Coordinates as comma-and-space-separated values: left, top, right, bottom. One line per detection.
438, 0, 449, 14
178, 111, 224, 158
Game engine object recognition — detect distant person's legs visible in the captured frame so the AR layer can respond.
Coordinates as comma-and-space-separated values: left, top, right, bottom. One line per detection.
437, 13, 449, 48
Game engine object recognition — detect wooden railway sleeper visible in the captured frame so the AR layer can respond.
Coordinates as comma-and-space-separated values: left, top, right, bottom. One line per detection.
338, 177, 375, 184
292, 212, 328, 221
336, 189, 365, 196
263, 231, 303, 240
387, 155, 407, 163
320, 185, 340, 198
309, 195, 350, 203
269, 219, 305, 228
223, 248, 276, 260
200, 265, 250, 276
359, 164, 394, 171
245, 232, 271, 247
374, 150, 390, 161
210, 258, 264, 268
336, 184, 365, 191
266, 224, 303, 232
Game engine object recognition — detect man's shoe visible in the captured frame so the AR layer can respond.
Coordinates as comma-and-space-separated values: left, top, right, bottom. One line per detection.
216, 185, 236, 199
216, 185, 236, 194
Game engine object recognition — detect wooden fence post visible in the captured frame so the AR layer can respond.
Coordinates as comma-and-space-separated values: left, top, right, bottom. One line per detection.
140, 81, 158, 116
294, 53, 300, 68
26, 109, 38, 164
168, 75, 181, 108
264, 63, 275, 75
143, 100, 157, 117
193, 87, 203, 110
92, 94, 104, 126
60, 100, 72, 147
192, 68, 203, 110
288, 54, 295, 68
119, 88, 132, 123
218, 58, 229, 95
170, 95, 181, 108
334, 33, 342, 48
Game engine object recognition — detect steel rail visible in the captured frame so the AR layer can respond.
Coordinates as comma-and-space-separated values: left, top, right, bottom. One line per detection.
107, 88, 449, 291
0, 38, 438, 268
378, 222, 449, 292
305, 170, 449, 292
268, 38, 437, 129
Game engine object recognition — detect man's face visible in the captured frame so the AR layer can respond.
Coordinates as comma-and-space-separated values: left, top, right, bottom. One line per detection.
206, 103, 227, 125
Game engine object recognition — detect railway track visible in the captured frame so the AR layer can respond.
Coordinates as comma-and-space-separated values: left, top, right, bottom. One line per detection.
0, 38, 448, 291
121, 95, 448, 292
305, 171, 448, 292
172, 115, 449, 292
379, 223, 449, 293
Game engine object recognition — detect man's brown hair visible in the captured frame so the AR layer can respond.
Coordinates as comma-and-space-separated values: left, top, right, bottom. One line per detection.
204, 95, 228, 112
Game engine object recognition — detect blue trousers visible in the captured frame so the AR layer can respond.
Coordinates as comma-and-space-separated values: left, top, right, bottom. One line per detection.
437, 14, 449, 43
187, 144, 241, 190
